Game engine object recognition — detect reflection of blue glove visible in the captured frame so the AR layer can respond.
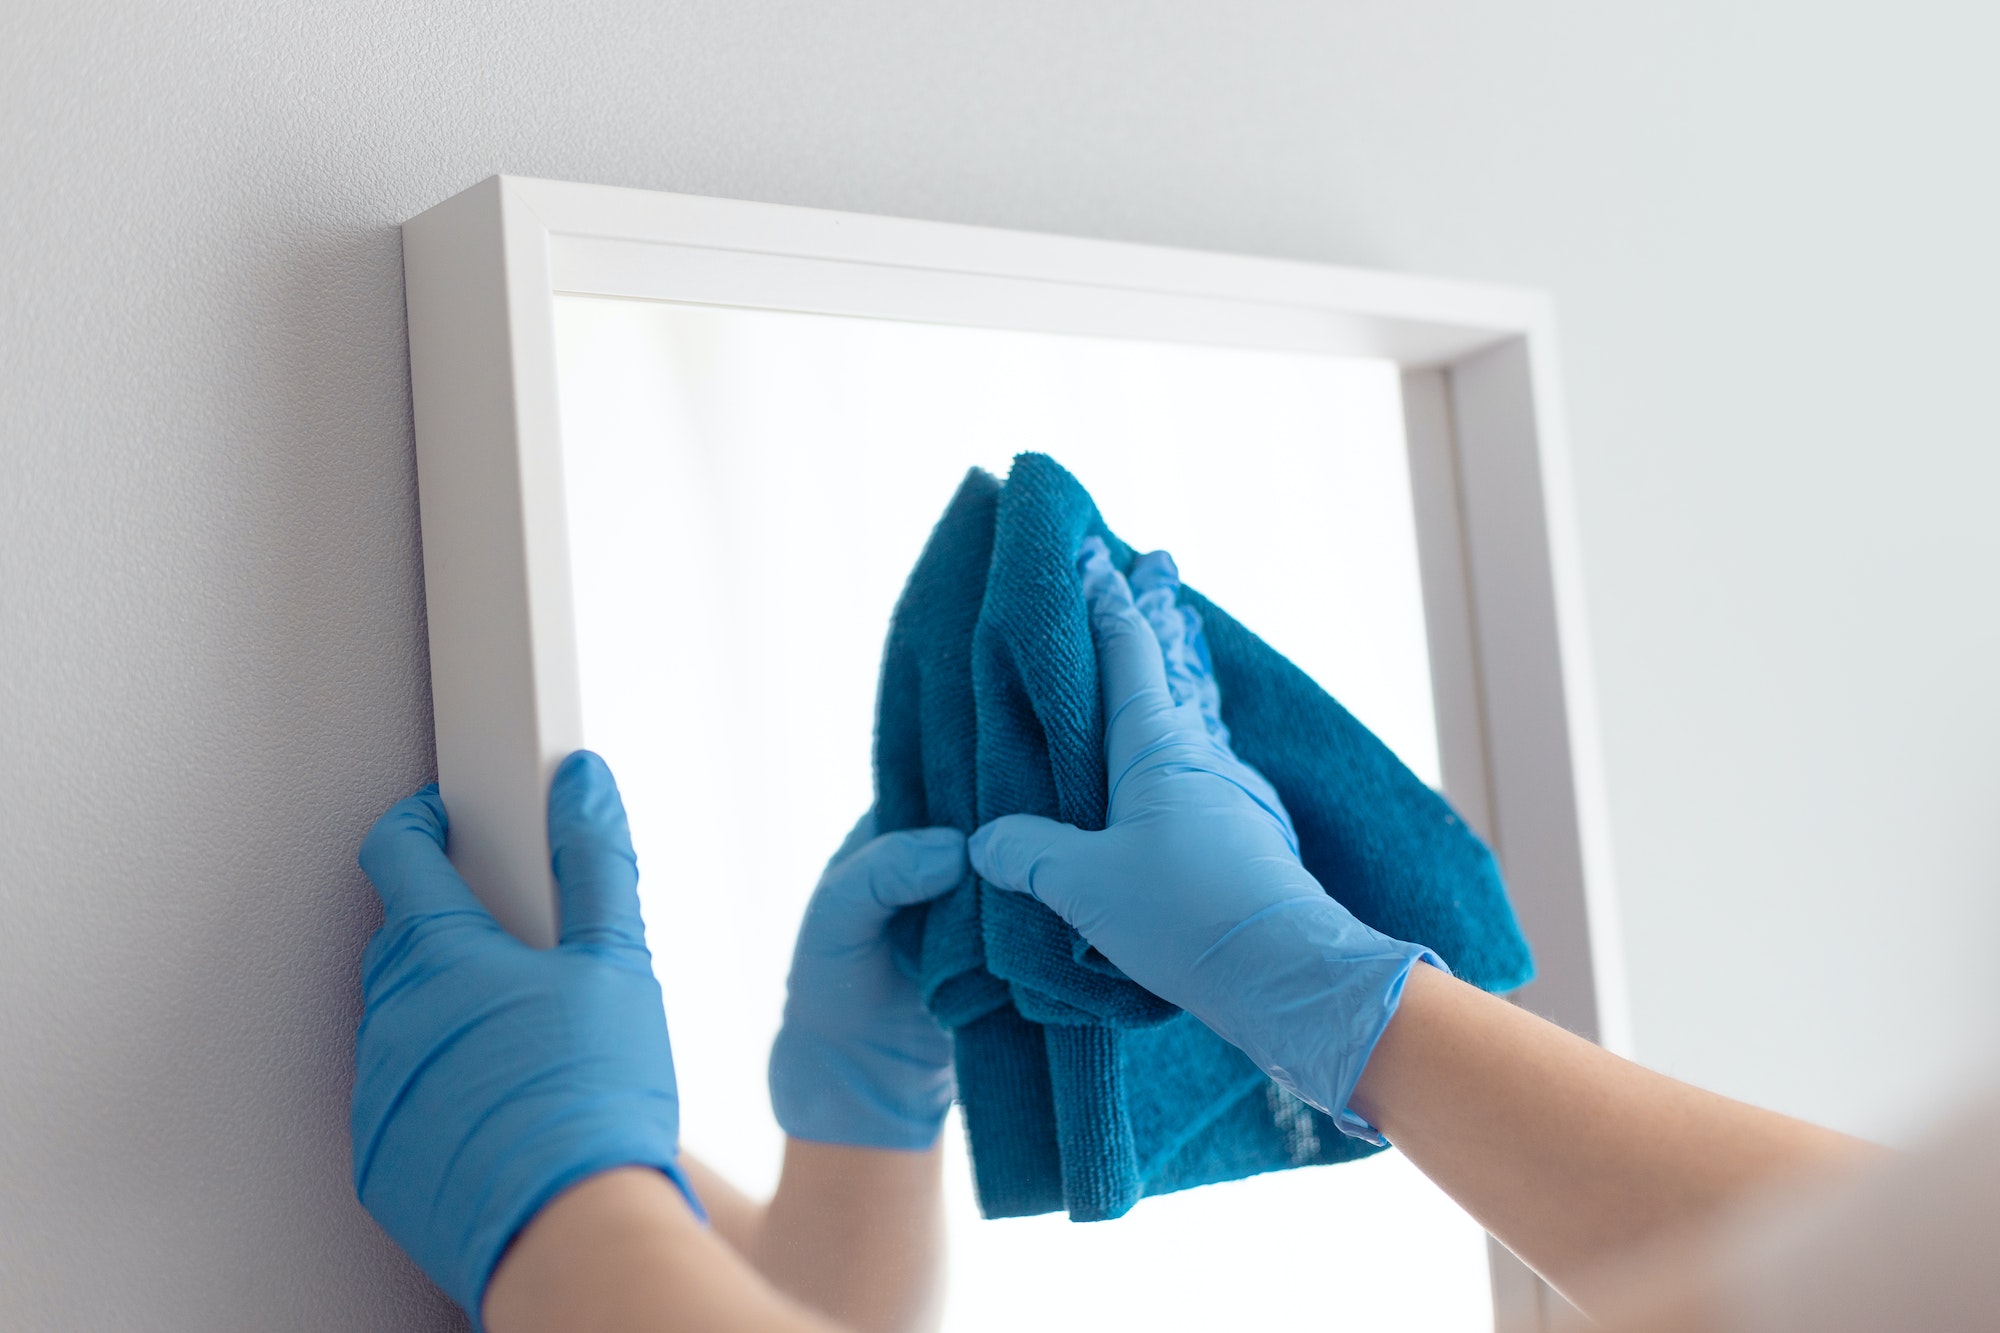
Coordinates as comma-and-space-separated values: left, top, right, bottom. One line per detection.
969, 538, 1440, 1143
352, 752, 694, 1324
769, 815, 967, 1150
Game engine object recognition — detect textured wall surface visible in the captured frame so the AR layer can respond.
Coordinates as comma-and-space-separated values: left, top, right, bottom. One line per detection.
3, 2, 1997, 1326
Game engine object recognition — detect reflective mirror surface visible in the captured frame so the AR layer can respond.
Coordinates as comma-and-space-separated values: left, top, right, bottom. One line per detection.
554, 294, 1491, 1331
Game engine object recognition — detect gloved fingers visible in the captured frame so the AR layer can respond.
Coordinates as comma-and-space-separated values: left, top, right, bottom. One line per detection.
968, 814, 1094, 925
807, 830, 965, 951
845, 828, 969, 914
358, 784, 494, 927
547, 750, 649, 953
1078, 538, 1197, 780
1214, 766, 1303, 856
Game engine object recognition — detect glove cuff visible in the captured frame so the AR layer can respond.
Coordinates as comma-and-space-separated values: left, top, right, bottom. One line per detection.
1187, 897, 1442, 1142
430, 1092, 692, 1331
1323, 952, 1443, 1146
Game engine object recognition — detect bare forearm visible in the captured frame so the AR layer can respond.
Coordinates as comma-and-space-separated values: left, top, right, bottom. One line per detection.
675, 1142, 947, 1333
680, 1154, 766, 1255
1352, 965, 1882, 1310
483, 1168, 842, 1333
752, 1140, 947, 1333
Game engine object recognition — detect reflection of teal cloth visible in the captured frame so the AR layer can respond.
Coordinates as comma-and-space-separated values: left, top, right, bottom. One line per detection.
877, 454, 1533, 1221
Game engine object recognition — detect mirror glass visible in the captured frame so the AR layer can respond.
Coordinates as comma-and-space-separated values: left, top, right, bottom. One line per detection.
554, 294, 1493, 1331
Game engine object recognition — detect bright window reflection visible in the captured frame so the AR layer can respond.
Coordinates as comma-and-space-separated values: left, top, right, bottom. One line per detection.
554, 295, 1492, 1332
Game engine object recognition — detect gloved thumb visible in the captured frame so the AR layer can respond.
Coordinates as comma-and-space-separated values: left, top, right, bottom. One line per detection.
547, 750, 649, 953
968, 814, 1095, 926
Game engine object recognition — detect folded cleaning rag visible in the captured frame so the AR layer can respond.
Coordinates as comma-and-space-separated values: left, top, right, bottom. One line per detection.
876, 453, 1533, 1221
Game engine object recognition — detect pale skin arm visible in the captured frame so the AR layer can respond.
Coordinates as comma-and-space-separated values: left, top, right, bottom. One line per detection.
486, 1140, 945, 1333
1350, 963, 1886, 1320
484, 968, 1872, 1333
684, 1140, 946, 1333
484, 1168, 840, 1333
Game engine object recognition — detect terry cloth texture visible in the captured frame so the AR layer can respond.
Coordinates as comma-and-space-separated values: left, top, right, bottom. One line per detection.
876, 454, 1534, 1222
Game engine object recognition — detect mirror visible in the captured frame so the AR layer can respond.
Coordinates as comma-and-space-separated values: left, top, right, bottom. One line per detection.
552, 294, 1493, 1331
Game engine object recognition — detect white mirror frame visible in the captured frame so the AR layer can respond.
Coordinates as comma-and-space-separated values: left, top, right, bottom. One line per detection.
401, 173, 1628, 1328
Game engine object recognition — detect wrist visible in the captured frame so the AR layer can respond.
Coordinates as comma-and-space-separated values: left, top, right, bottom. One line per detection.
1344, 954, 1453, 1137
463, 1118, 698, 1315
1190, 897, 1438, 1140
483, 1167, 702, 1333
358, 1082, 693, 1318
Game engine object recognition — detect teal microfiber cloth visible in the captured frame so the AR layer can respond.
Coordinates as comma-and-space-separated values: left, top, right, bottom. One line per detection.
876, 453, 1533, 1221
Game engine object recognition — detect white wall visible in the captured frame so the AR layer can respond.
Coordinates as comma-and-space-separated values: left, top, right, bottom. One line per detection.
3, 2, 1995, 1326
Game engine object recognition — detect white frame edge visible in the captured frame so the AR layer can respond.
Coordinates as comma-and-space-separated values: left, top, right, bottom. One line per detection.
401, 173, 1627, 1325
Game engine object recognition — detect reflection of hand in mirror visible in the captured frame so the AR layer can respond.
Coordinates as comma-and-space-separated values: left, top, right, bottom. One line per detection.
732, 817, 964, 1332
652, 817, 963, 1333
769, 815, 966, 1152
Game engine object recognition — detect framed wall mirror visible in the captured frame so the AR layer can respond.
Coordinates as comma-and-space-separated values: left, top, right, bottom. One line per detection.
402, 176, 1627, 1331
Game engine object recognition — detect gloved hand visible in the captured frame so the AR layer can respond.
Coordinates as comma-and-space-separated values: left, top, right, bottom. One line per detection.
969, 537, 1441, 1142
351, 751, 694, 1324
768, 815, 966, 1150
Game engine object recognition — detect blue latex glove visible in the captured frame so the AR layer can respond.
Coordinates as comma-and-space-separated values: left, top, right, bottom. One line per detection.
351, 751, 695, 1323
769, 814, 967, 1149
969, 537, 1441, 1142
